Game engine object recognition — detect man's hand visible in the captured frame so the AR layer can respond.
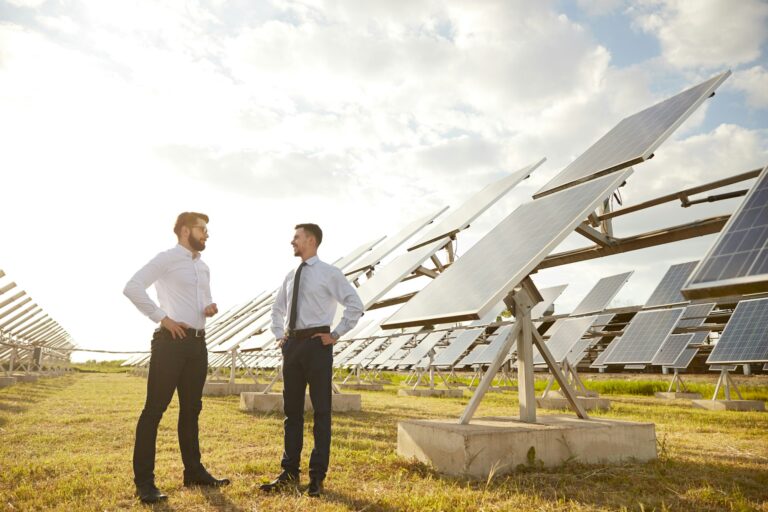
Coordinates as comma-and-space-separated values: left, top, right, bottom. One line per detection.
312, 332, 336, 346
204, 303, 218, 317
277, 337, 287, 348
161, 316, 190, 340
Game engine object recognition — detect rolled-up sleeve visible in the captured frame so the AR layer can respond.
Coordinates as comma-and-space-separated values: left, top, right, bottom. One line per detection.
271, 275, 289, 339
329, 268, 364, 338
123, 252, 167, 324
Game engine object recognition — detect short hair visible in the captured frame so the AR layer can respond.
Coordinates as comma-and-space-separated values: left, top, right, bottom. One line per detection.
174, 212, 209, 236
295, 223, 323, 246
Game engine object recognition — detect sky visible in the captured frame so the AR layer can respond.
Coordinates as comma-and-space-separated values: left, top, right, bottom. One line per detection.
0, 0, 766, 362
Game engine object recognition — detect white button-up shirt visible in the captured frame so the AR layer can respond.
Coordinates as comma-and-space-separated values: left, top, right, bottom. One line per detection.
124, 244, 212, 330
271, 255, 364, 339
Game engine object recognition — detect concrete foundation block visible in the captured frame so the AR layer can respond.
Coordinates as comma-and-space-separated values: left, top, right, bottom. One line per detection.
203, 382, 267, 396
240, 392, 362, 413
398, 388, 465, 398
338, 383, 384, 391
692, 399, 765, 411
542, 389, 598, 399
0, 376, 17, 387
655, 392, 702, 400
536, 396, 611, 411
398, 415, 657, 478
13, 374, 38, 383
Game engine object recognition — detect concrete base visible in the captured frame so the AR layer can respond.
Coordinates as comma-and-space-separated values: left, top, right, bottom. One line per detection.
240, 392, 362, 413
655, 391, 702, 400
13, 374, 38, 383
543, 389, 598, 399
398, 415, 657, 478
692, 399, 765, 411
0, 376, 17, 387
536, 396, 611, 411
339, 383, 384, 391
398, 388, 465, 398
203, 382, 267, 396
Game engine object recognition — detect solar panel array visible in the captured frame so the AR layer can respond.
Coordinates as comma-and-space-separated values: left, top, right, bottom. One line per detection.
382, 169, 633, 329
571, 272, 633, 315
676, 303, 715, 329
683, 165, 768, 299
346, 207, 448, 275
474, 324, 517, 365
333, 236, 386, 271
397, 330, 446, 367
432, 328, 485, 367
565, 313, 615, 365
602, 308, 685, 364
533, 316, 597, 365
645, 261, 698, 307
408, 159, 543, 251
668, 333, 708, 369
707, 298, 768, 364
533, 71, 730, 198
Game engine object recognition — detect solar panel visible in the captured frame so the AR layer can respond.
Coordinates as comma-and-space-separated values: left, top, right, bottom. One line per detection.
571, 272, 633, 315
530, 284, 568, 319
369, 334, 412, 367
533, 316, 597, 365
356, 239, 447, 309
345, 207, 449, 275
651, 334, 694, 367
473, 324, 516, 365
707, 297, 768, 364
345, 338, 388, 366
645, 261, 698, 307
676, 303, 715, 329
591, 337, 620, 367
602, 308, 685, 364
470, 301, 507, 326
669, 347, 698, 370
567, 313, 615, 366
333, 236, 386, 272
408, 159, 544, 251
457, 345, 488, 368
683, 165, 768, 299
382, 169, 634, 329
397, 330, 446, 367
432, 328, 485, 367
533, 71, 730, 198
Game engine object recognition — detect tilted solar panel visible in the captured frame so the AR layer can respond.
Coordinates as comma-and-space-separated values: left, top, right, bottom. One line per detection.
683, 165, 768, 299
571, 272, 633, 315
645, 261, 698, 307
707, 298, 768, 364
602, 308, 685, 364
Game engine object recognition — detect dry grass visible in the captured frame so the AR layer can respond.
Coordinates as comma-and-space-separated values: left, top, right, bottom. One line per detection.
0, 372, 766, 511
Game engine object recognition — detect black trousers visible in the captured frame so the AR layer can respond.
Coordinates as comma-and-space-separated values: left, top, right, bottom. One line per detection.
281, 336, 333, 480
133, 329, 208, 486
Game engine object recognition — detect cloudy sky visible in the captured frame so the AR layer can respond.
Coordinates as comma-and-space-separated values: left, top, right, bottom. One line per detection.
0, 0, 766, 361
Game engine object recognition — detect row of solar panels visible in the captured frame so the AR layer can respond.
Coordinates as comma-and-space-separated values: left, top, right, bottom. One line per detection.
0, 268, 76, 369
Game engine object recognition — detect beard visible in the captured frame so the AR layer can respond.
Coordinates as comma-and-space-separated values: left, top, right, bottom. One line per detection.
190, 234, 206, 252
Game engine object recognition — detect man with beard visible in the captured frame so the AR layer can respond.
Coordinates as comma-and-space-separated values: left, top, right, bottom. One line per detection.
261, 223, 363, 497
123, 211, 229, 503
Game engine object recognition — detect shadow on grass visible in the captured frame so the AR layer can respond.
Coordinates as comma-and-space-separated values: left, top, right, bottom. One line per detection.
197, 486, 246, 512
0, 377, 77, 423
320, 487, 400, 512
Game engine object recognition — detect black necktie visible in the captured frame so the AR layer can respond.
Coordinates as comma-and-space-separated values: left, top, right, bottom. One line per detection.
288, 262, 307, 331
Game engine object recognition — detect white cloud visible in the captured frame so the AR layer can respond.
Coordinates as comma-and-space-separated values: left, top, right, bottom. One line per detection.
632, 0, 768, 70
730, 65, 768, 109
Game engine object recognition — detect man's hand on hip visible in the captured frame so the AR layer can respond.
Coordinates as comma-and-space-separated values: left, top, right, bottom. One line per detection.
312, 333, 336, 346
161, 317, 190, 339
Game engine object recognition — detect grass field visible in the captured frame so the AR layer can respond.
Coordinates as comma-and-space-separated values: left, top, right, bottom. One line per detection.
1, 371, 767, 511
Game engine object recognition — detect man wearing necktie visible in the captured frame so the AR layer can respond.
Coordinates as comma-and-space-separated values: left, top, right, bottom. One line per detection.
262, 223, 364, 497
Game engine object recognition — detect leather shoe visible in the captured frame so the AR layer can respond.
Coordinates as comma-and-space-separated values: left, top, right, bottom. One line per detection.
307, 477, 323, 497
259, 471, 299, 492
183, 471, 231, 487
136, 484, 168, 503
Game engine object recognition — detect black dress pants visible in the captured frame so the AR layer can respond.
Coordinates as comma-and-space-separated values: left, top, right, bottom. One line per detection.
281, 336, 333, 480
133, 329, 208, 486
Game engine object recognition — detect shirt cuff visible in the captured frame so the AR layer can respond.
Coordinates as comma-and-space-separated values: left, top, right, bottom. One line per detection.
149, 309, 167, 324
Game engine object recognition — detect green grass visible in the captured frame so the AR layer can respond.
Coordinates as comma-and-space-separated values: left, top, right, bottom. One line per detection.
71, 360, 129, 374
0, 373, 767, 511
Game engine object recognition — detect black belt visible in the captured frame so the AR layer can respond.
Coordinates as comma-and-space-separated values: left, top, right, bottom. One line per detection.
286, 326, 330, 340
159, 327, 205, 338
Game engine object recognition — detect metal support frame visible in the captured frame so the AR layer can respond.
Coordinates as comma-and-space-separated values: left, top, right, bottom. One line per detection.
711, 368, 743, 400
459, 278, 589, 425
667, 369, 689, 393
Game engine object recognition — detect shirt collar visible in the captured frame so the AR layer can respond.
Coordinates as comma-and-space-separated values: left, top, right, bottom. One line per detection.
175, 244, 200, 260
304, 255, 319, 266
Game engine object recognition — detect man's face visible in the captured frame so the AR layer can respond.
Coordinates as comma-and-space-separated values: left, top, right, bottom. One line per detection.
291, 228, 311, 257
187, 221, 208, 252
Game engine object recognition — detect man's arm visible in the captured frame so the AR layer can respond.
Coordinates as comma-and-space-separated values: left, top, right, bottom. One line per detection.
326, 268, 364, 342
271, 275, 289, 342
123, 252, 168, 324
202, 263, 217, 317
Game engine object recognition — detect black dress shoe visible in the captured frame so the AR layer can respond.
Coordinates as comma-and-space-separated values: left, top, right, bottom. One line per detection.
183, 471, 231, 487
307, 477, 323, 497
136, 484, 168, 503
259, 471, 299, 492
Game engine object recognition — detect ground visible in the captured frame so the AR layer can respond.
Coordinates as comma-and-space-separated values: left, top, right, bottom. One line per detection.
0, 372, 766, 511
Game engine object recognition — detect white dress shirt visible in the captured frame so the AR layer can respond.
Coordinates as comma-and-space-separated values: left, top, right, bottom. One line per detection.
271, 255, 364, 340
124, 244, 212, 330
